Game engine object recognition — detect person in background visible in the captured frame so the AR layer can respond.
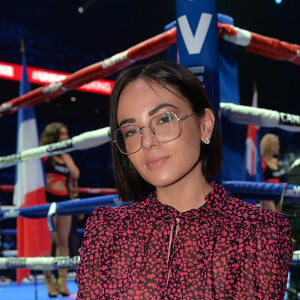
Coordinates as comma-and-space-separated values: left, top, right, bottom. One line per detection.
283, 157, 300, 297
77, 60, 292, 299
260, 133, 286, 211
40, 122, 80, 297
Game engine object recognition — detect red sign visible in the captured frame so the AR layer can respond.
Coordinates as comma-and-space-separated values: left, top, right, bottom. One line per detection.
0, 61, 114, 95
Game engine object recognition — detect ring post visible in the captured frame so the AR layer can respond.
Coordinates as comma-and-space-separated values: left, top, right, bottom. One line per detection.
176, 0, 220, 116
176, 0, 221, 181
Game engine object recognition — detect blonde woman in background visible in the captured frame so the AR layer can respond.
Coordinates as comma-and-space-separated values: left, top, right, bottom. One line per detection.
260, 133, 286, 211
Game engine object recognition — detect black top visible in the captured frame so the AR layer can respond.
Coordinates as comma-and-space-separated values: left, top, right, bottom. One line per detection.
43, 156, 69, 176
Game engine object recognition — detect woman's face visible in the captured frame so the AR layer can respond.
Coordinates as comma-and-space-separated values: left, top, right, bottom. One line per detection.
59, 126, 69, 141
117, 78, 210, 189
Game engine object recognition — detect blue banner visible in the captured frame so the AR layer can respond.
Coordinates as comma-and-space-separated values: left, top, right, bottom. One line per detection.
218, 13, 239, 104
176, 0, 219, 114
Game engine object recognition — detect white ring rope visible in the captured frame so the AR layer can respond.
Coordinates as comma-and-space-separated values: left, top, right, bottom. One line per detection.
0, 251, 299, 270
0, 256, 80, 270
1, 103, 299, 169
220, 102, 300, 131
0, 126, 110, 169
290, 158, 300, 170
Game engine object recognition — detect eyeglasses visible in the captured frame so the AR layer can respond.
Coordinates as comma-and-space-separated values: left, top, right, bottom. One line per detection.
113, 111, 195, 155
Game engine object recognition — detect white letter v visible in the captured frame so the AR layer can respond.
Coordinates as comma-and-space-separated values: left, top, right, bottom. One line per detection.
177, 13, 212, 55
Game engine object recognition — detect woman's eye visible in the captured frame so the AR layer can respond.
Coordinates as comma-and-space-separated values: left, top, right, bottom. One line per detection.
156, 114, 173, 125
124, 128, 139, 138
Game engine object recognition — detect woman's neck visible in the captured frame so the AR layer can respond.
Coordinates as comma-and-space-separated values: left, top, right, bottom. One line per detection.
156, 166, 212, 213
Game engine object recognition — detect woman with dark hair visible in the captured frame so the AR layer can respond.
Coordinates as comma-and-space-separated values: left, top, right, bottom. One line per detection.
41, 122, 80, 297
77, 61, 292, 299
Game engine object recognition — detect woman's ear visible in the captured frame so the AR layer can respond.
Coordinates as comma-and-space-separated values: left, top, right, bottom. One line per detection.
199, 108, 215, 144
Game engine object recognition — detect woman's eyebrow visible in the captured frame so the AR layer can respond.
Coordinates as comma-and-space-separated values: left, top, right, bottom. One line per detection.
148, 103, 178, 116
119, 118, 135, 127
119, 103, 178, 127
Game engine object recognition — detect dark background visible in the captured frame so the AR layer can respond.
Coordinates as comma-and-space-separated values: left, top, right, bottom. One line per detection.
0, 0, 300, 193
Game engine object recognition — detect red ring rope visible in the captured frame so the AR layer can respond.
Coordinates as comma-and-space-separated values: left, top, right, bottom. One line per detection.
0, 28, 177, 116
0, 185, 117, 195
1, 23, 299, 116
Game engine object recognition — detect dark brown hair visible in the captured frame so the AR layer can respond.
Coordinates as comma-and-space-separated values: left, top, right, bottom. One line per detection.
110, 60, 222, 201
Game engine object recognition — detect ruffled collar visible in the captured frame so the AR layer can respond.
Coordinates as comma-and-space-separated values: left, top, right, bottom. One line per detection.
142, 182, 228, 222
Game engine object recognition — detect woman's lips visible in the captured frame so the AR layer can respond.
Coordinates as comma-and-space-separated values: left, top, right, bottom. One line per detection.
146, 156, 168, 169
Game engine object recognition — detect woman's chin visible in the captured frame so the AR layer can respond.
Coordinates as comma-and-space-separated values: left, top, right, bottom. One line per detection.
147, 175, 177, 189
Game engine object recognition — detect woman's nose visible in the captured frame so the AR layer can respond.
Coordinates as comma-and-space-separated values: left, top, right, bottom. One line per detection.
140, 127, 158, 149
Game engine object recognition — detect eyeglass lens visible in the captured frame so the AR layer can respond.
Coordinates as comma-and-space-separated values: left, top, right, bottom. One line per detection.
115, 112, 181, 154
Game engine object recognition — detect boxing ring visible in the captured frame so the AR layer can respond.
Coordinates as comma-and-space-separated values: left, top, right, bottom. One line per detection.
0, 1, 300, 299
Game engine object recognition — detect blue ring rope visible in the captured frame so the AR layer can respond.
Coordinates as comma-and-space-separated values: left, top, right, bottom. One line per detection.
1, 181, 299, 221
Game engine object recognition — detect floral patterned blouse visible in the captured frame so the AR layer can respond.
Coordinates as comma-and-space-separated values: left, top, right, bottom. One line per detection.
76, 183, 293, 299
